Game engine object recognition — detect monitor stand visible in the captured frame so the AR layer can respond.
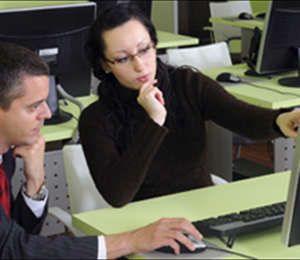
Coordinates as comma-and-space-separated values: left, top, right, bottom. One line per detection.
278, 47, 300, 87
44, 75, 72, 125
244, 69, 273, 79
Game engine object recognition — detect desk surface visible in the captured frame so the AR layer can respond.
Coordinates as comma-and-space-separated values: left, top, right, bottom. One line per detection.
156, 30, 199, 49
209, 16, 264, 30
72, 171, 300, 259
201, 63, 300, 109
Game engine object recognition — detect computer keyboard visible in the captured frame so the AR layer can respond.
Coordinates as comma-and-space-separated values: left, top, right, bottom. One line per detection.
192, 201, 286, 248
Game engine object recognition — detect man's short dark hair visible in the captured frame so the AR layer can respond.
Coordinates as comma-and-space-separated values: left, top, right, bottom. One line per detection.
0, 42, 50, 110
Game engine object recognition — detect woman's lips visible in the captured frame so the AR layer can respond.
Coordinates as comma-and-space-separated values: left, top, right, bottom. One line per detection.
138, 74, 150, 82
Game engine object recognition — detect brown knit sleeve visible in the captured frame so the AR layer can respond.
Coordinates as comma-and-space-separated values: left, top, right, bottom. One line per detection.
173, 68, 290, 141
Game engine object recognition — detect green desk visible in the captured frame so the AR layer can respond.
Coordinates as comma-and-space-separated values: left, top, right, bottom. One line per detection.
202, 63, 300, 109
202, 63, 300, 178
156, 30, 199, 49
209, 16, 264, 58
209, 16, 264, 31
72, 171, 300, 259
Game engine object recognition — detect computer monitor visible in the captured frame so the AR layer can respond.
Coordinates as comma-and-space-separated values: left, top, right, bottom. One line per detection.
130, 0, 152, 19
0, 3, 96, 125
90, 0, 152, 19
90, 0, 117, 16
281, 121, 300, 247
255, 1, 300, 87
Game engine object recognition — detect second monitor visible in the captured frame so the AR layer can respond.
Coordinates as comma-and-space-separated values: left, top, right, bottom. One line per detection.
0, 3, 97, 124
255, 1, 300, 87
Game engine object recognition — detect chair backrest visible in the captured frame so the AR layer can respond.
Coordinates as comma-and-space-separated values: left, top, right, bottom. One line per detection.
209, 1, 252, 42
167, 42, 232, 70
63, 144, 110, 214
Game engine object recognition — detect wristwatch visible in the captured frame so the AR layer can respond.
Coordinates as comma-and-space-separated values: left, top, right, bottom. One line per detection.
22, 182, 47, 201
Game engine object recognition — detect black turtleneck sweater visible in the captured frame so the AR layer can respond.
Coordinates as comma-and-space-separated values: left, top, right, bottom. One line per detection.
79, 68, 287, 207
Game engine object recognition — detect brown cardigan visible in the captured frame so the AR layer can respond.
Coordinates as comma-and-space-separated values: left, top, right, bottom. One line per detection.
79, 68, 287, 207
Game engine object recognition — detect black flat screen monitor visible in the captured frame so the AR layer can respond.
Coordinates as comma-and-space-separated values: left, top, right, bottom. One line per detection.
90, 0, 117, 16
281, 121, 300, 247
0, 3, 96, 125
130, 0, 152, 19
90, 0, 152, 19
255, 1, 300, 87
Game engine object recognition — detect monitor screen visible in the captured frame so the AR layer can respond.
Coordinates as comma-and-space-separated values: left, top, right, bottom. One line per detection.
255, 1, 300, 87
0, 3, 96, 124
90, 0, 152, 19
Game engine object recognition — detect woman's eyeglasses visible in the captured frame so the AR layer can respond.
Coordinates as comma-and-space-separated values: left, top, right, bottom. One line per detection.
105, 43, 155, 67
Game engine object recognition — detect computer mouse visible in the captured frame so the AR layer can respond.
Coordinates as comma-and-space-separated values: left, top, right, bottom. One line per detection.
238, 12, 253, 20
155, 234, 207, 254
256, 12, 266, 19
216, 72, 241, 83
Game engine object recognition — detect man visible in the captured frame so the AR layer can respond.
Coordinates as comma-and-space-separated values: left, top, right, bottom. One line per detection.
0, 42, 202, 259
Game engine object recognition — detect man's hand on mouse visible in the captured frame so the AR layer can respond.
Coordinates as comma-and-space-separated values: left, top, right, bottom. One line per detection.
104, 217, 203, 258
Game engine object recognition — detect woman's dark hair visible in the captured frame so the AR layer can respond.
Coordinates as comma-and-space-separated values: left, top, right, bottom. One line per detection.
84, 3, 182, 150
85, 2, 158, 80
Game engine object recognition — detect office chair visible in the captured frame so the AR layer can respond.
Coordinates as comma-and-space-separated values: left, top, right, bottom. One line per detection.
167, 42, 232, 70
204, 1, 253, 63
167, 42, 231, 184
48, 144, 110, 237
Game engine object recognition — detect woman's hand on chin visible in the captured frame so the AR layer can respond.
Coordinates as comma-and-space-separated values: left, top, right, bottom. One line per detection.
137, 79, 167, 126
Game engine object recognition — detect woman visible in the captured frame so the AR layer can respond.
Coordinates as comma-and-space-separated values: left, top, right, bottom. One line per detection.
79, 3, 300, 208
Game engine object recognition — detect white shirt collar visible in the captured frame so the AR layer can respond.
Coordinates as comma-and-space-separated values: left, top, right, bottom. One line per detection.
0, 155, 2, 164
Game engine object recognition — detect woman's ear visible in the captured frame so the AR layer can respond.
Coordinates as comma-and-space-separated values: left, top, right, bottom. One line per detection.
100, 59, 111, 74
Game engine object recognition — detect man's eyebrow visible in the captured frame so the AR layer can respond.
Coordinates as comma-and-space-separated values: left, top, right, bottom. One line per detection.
27, 99, 44, 107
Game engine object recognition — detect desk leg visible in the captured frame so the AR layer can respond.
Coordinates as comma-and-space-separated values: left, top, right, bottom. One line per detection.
274, 137, 295, 172
207, 121, 233, 182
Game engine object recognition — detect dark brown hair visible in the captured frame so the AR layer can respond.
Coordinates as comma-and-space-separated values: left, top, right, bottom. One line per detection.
0, 42, 49, 110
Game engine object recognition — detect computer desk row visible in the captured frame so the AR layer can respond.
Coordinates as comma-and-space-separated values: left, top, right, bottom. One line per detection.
72, 170, 299, 259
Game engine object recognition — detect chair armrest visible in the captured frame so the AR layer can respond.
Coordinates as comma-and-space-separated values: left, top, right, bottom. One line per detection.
203, 26, 216, 43
227, 36, 242, 41
211, 174, 228, 185
48, 206, 86, 237
56, 84, 84, 144
203, 26, 214, 32
204, 26, 228, 42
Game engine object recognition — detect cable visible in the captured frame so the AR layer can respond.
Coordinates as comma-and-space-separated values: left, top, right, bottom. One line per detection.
240, 80, 300, 99
206, 246, 257, 260
56, 84, 84, 144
